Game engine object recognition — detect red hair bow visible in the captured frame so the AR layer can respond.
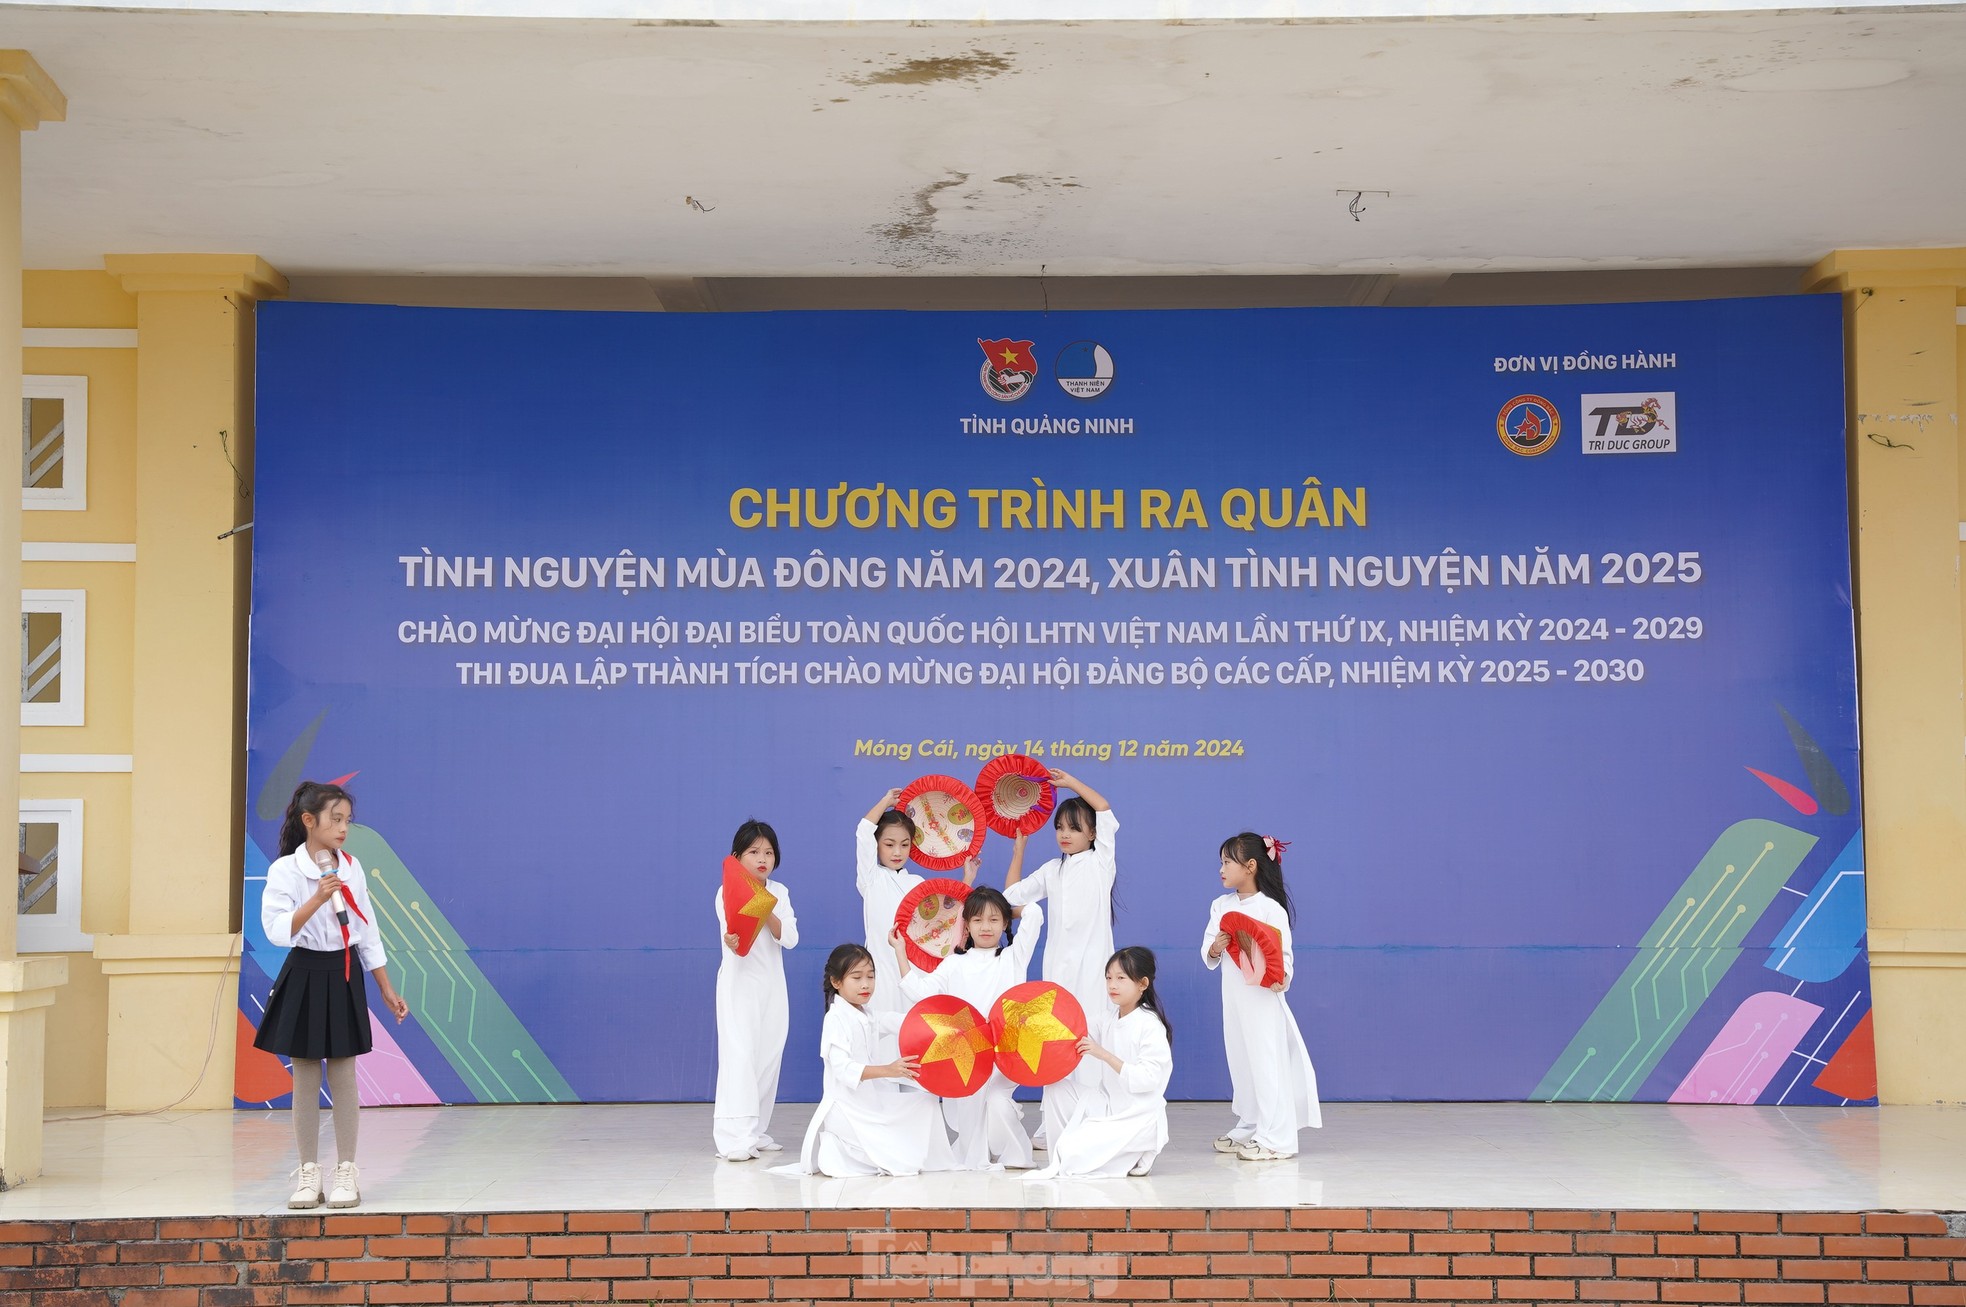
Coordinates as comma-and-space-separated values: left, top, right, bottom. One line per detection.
1262, 835, 1291, 865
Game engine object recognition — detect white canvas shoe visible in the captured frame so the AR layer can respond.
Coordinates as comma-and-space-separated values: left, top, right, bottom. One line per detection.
287, 1162, 324, 1209
326, 1160, 361, 1208
1212, 1136, 1243, 1153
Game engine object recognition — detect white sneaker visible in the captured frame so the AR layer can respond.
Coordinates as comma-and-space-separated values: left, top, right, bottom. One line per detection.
1236, 1142, 1293, 1162
287, 1162, 324, 1209
721, 1148, 759, 1162
1128, 1161, 1153, 1176
326, 1160, 361, 1208
1212, 1136, 1243, 1154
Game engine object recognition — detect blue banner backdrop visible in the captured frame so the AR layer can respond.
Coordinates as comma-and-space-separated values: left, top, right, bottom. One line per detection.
238, 296, 1873, 1110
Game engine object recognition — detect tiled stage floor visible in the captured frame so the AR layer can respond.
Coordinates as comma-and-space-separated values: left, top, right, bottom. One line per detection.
4, 1101, 1962, 1219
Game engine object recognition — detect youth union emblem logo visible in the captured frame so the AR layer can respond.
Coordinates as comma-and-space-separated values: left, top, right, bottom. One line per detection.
1054, 341, 1115, 399
1497, 394, 1560, 457
978, 338, 1038, 403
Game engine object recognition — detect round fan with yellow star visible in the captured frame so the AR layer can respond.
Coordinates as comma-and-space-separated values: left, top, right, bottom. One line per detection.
893, 878, 970, 973
899, 995, 996, 1098
973, 754, 1056, 838
989, 980, 1087, 1087
896, 774, 987, 872
720, 854, 777, 957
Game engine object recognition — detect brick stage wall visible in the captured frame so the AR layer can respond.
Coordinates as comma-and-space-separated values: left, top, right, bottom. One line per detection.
4, 1209, 1964, 1306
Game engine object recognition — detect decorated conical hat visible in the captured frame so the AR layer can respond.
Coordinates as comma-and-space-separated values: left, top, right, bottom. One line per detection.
893, 878, 971, 973
895, 774, 987, 872
1220, 909, 1285, 988
973, 754, 1056, 838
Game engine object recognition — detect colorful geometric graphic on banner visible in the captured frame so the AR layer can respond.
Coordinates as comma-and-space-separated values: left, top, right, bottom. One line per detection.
243, 296, 1867, 1105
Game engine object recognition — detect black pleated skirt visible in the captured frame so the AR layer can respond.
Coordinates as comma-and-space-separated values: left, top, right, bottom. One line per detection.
253, 947, 374, 1061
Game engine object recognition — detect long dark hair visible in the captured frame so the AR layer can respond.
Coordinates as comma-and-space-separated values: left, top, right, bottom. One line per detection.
731, 819, 782, 868
957, 885, 1015, 954
823, 943, 874, 1008
278, 781, 354, 857
872, 807, 916, 849
1218, 831, 1293, 923
1053, 796, 1097, 845
1108, 946, 1171, 1046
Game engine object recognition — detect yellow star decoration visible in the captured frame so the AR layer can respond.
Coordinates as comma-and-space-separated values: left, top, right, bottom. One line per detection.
997, 989, 1077, 1074
998, 345, 1019, 366
920, 1010, 992, 1083
737, 878, 776, 922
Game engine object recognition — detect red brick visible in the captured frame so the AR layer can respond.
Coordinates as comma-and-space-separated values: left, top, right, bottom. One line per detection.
533, 1282, 611, 1302
77, 1265, 163, 1288
73, 1219, 157, 1241
928, 1232, 1008, 1253
1746, 1287, 1826, 1304
1617, 1257, 1697, 1277
1662, 1285, 1743, 1303
1372, 1256, 1451, 1277
722, 1210, 797, 1232
36, 1293, 125, 1307
110, 1245, 200, 1265
367, 1285, 448, 1305
608, 1233, 688, 1255
120, 1291, 203, 1307
1093, 1281, 1176, 1299
156, 1220, 237, 1240
404, 1214, 469, 1235
645, 1213, 726, 1231
282, 1289, 367, 1306
1210, 1211, 1289, 1230
1287, 1209, 1371, 1231
1539, 1213, 1616, 1231
0, 1222, 60, 1242
1618, 1215, 1701, 1234
693, 1233, 771, 1253
36, 1244, 115, 1266
808, 1253, 882, 1275
1865, 1262, 1956, 1282
1331, 1277, 1415, 1300
1535, 1257, 1616, 1277
157, 1265, 237, 1287
487, 1213, 567, 1233
1741, 1236, 1821, 1257
1455, 1255, 1533, 1277
606, 1282, 692, 1301
448, 1281, 532, 1303
1660, 1237, 1740, 1256
1128, 1211, 1210, 1231
1172, 1281, 1236, 1300
1458, 1212, 1534, 1231
849, 1230, 925, 1254
646, 1254, 732, 1278
1781, 1261, 1863, 1281
1334, 1233, 1411, 1253
408, 1260, 485, 1281
1581, 1235, 1660, 1255
1906, 1237, 1966, 1258
1824, 1289, 1910, 1306
1417, 1278, 1489, 1300
1703, 1216, 1783, 1234
1011, 1232, 1090, 1253
1130, 1253, 1211, 1275
1416, 1234, 1492, 1253
324, 1259, 408, 1282
1698, 1259, 1781, 1280
1579, 1280, 1663, 1301
242, 1260, 327, 1285
451, 1236, 529, 1257
487, 1256, 570, 1278
282, 1237, 365, 1259
368, 1236, 446, 1257
1092, 1233, 1170, 1253
1867, 1217, 1948, 1237
6, 1267, 78, 1289
1202, 1253, 1284, 1275
1172, 1234, 1250, 1253
565, 1256, 650, 1277
321, 1215, 401, 1236
1497, 1234, 1576, 1253
532, 1234, 610, 1255
1373, 1212, 1455, 1231
1783, 1216, 1866, 1235
890, 1210, 969, 1230
1910, 1290, 1966, 1306
1045, 1210, 1125, 1230
1824, 1237, 1906, 1257
1500, 1279, 1576, 1300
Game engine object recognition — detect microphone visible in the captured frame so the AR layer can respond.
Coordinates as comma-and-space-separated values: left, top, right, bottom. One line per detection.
315, 849, 348, 926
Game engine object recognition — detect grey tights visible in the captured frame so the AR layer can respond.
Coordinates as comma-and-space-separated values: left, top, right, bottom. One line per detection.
291, 1058, 360, 1166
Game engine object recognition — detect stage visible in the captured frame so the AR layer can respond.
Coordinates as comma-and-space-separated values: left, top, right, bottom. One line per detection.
3, 1102, 1964, 1219
4, 1103, 1962, 1305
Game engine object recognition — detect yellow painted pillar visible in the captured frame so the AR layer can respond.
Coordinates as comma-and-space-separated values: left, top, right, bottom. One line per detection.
93, 255, 284, 1111
0, 50, 68, 1186
1805, 250, 1966, 1105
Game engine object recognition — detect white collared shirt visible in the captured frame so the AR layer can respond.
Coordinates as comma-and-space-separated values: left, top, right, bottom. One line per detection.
261, 846, 388, 971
